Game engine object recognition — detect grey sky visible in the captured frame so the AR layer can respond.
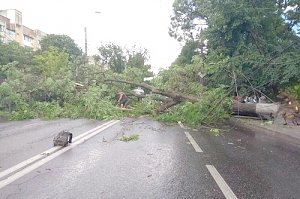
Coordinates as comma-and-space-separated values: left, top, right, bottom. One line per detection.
2, 0, 181, 73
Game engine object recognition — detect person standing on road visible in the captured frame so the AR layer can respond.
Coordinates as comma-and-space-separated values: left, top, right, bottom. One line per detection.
116, 91, 129, 108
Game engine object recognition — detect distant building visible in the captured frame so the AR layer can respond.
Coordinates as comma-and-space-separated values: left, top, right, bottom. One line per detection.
0, 9, 46, 50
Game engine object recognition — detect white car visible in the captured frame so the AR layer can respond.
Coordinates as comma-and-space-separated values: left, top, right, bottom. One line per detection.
133, 87, 144, 96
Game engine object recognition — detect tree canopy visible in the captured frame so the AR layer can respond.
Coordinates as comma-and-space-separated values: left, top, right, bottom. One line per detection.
2, 1, 300, 127
170, 0, 300, 96
97, 43, 126, 73
39, 34, 83, 58
0, 41, 33, 66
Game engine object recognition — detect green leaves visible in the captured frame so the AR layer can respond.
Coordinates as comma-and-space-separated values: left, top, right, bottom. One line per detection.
158, 88, 231, 127
77, 86, 122, 120
174, 41, 198, 65
97, 43, 126, 73
170, 0, 300, 97
0, 42, 33, 66
33, 47, 71, 77
39, 34, 82, 58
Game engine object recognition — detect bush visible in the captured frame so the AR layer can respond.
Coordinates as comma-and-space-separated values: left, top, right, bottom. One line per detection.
288, 84, 300, 100
34, 102, 63, 119
78, 86, 123, 120
157, 88, 232, 127
131, 97, 158, 116
10, 104, 35, 120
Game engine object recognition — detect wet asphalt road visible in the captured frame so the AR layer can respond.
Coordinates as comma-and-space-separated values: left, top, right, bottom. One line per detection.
0, 117, 300, 199
0, 119, 107, 170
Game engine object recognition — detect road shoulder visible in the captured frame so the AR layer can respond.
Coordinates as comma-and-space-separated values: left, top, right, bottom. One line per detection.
229, 117, 300, 147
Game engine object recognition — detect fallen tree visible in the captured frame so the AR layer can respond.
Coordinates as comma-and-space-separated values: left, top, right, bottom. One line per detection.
104, 78, 200, 112
233, 102, 280, 118
104, 78, 281, 117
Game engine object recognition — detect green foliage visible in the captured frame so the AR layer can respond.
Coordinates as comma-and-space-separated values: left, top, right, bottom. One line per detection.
174, 41, 198, 65
0, 82, 27, 112
10, 104, 35, 120
32, 47, 71, 77
122, 67, 153, 83
9, 102, 63, 120
131, 97, 159, 116
78, 86, 122, 120
0, 35, 158, 121
97, 43, 126, 73
120, 134, 139, 142
39, 34, 82, 58
126, 47, 149, 68
33, 102, 63, 119
209, 128, 221, 136
158, 88, 232, 127
156, 56, 206, 95
0, 41, 33, 66
170, 0, 300, 96
287, 84, 300, 100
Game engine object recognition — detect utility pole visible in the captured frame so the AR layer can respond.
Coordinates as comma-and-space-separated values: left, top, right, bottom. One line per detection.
84, 11, 100, 62
84, 27, 87, 56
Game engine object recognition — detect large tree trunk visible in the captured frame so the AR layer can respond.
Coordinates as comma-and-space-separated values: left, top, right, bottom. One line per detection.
105, 78, 200, 112
105, 78, 280, 116
156, 100, 178, 113
105, 79, 200, 102
233, 102, 279, 116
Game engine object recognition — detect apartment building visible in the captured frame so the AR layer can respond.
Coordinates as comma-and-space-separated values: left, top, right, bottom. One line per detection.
0, 9, 46, 50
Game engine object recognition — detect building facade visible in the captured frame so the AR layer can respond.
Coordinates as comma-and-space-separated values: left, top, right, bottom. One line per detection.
0, 9, 46, 50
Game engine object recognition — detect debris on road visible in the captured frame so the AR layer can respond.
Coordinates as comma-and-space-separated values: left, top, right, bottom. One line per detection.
53, 130, 73, 147
120, 134, 139, 142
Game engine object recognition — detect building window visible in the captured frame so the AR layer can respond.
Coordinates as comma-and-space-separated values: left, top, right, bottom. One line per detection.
7, 29, 15, 36
24, 35, 33, 42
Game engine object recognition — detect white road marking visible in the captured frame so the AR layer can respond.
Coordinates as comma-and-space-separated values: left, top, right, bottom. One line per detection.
72, 120, 117, 142
184, 132, 203, 152
0, 120, 116, 181
0, 120, 119, 189
0, 147, 60, 180
206, 165, 238, 199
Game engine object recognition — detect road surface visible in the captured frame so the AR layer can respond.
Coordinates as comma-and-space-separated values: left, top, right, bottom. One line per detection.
0, 117, 299, 199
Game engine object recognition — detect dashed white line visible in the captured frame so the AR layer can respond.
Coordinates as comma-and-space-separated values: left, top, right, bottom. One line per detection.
178, 122, 237, 198
206, 165, 238, 199
184, 131, 203, 153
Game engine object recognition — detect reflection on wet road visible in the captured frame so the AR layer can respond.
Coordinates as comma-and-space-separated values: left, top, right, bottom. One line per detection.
0, 117, 300, 199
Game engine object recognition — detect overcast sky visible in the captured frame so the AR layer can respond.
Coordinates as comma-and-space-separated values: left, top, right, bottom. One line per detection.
2, 0, 182, 73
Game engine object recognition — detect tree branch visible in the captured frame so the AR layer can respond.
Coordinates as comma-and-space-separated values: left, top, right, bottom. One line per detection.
104, 78, 200, 103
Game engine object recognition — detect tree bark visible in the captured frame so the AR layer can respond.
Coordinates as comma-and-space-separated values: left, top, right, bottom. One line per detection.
105, 78, 200, 103
105, 78, 281, 116
105, 78, 201, 113
233, 102, 279, 116
156, 100, 179, 113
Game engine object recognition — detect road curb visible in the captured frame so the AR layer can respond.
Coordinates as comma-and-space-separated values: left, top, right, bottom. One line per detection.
229, 118, 300, 147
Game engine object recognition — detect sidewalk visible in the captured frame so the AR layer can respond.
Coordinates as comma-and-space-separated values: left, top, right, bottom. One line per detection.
230, 117, 300, 146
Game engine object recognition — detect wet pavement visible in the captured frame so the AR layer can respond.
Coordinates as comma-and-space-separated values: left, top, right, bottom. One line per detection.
191, 121, 300, 199
0, 119, 107, 170
232, 117, 300, 147
0, 117, 300, 198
